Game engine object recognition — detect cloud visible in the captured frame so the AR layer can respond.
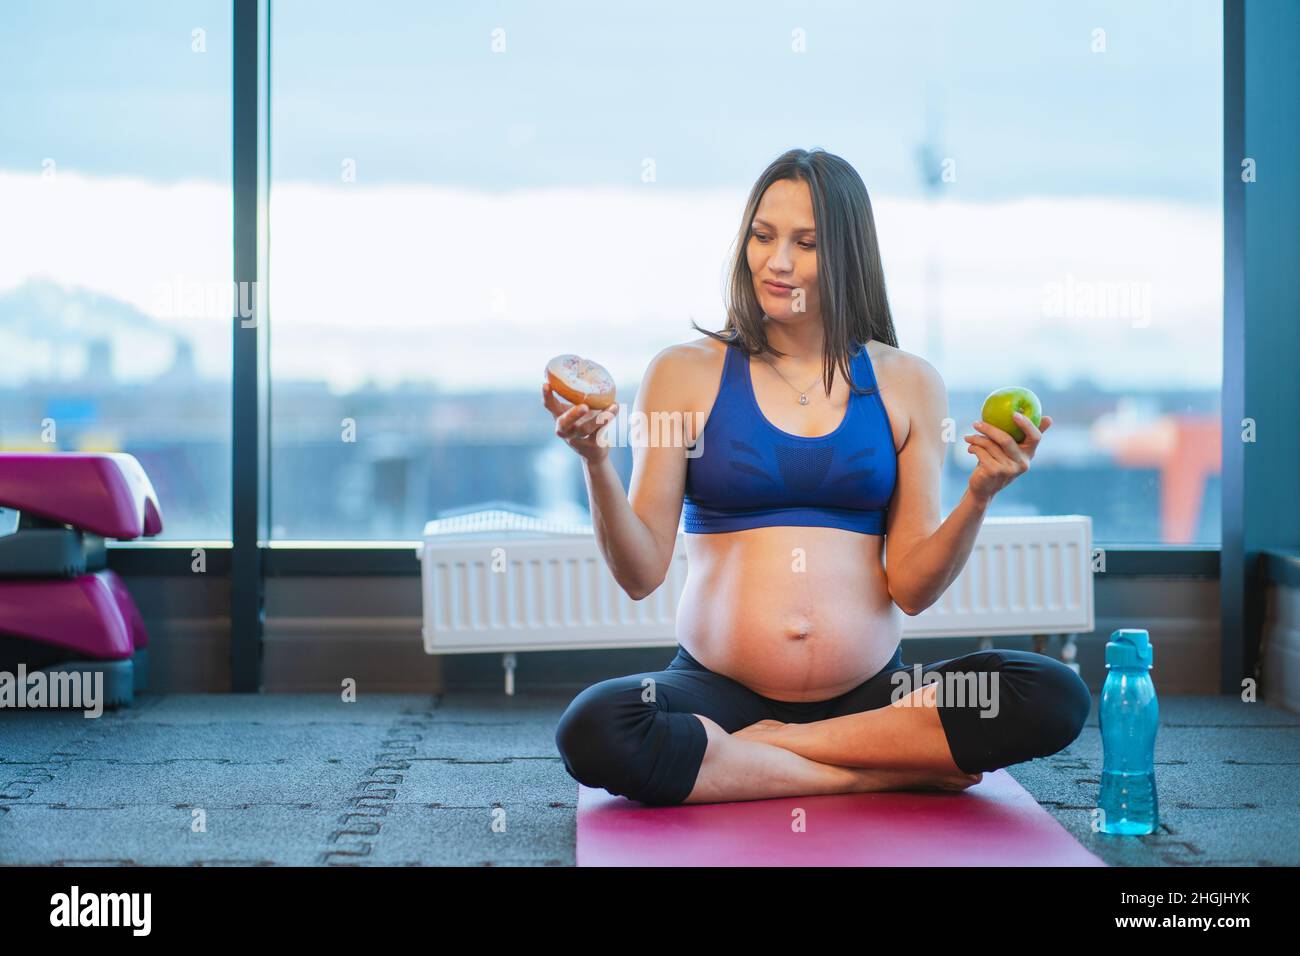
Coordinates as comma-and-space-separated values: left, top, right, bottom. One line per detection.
0, 170, 1220, 392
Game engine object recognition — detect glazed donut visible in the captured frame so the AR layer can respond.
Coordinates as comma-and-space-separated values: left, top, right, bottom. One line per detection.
545, 354, 617, 411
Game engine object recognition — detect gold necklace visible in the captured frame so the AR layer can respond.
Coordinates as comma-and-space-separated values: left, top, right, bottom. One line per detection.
760, 354, 823, 405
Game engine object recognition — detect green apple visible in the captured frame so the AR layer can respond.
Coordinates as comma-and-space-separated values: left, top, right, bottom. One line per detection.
981, 387, 1043, 443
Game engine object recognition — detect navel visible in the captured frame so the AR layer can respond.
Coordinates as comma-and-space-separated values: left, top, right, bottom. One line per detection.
786, 620, 814, 641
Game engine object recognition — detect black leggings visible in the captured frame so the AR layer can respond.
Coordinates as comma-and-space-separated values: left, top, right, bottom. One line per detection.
555, 642, 1092, 807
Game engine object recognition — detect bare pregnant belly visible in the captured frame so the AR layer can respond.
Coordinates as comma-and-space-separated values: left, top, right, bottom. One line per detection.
675, 527, 905, 701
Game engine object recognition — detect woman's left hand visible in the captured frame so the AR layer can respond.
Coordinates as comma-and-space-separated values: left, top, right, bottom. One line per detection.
964, 412, 1052, 504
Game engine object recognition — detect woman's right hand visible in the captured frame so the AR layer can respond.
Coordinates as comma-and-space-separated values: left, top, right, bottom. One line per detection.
542, 382, 620, 465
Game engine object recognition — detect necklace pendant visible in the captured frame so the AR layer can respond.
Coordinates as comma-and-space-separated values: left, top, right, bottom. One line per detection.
799, 394, 809, 405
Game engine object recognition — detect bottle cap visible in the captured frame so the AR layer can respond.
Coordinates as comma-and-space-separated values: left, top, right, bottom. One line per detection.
1105, 628, 1154, 669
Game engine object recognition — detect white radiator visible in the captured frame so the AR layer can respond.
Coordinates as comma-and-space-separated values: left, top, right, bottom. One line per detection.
902, 515, 1094, 638
419, 515, 1094, 659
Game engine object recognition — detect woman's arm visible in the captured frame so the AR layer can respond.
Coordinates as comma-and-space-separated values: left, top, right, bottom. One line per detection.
556, 346, 692, 601
582, 455, 669, 600
887, 488, 991, 616
882, 356, 1050, 616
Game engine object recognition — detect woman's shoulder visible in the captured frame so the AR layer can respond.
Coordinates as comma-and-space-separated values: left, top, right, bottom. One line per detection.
638, 336, 732, 424
866, 339, 934, 384
682, 333, 736, 356
649, 335, 732, 379
864, 337, 903, 365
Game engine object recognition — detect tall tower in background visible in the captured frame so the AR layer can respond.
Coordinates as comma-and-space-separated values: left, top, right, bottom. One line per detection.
913, 85, 946, 371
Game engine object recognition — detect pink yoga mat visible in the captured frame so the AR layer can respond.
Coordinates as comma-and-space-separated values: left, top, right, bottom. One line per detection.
577, 769, 1107, 867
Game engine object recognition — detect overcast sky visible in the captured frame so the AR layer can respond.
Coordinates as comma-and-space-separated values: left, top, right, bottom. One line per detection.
2, 0, 1222, 199
0, 0, 1223, 393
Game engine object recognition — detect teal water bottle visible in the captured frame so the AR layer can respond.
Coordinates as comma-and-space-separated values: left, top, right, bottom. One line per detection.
1098, 628, 1159, 835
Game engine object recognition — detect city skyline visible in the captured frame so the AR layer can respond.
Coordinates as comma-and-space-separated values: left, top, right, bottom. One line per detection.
0, 170, 1222, 394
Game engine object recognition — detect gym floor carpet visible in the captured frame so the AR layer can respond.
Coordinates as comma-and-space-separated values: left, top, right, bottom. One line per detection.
1, 693, 1296, 866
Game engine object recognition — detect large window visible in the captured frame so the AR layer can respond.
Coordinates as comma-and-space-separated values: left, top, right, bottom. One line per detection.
0, 2, 1225, 547
266, 0, 1217, 544
0, 0, 233, 539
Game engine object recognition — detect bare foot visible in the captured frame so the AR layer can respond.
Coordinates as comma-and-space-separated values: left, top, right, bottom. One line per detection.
731, 718, 788, 744
848, 767, 984, 794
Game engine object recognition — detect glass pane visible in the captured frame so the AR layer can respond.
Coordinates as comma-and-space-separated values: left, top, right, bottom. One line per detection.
0, 0, 234, 539
269, 0, 1221, 544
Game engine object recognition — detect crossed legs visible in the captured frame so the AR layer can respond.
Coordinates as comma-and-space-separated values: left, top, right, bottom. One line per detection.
555, 647, 1090, 807
683, 681, 982, 805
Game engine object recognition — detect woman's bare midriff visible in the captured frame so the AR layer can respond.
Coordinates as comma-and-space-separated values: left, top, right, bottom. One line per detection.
673, 336, 911, 702
676, 527, 903, 701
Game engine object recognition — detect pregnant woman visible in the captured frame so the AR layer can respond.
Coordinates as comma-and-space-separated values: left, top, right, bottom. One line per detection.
544, 148, 1091, 807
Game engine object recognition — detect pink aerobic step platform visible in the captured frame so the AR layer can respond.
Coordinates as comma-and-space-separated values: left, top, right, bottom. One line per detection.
0, 452, 161, 707
577, 769, 1107, 867
0, 452, 162, 539
0, 570, 142, 659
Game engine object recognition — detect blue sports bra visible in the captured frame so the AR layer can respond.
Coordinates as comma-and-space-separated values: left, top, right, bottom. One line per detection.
682, 337, 898, 535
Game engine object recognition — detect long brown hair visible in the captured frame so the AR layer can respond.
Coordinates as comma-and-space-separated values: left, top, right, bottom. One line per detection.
690, 147, 899, 396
